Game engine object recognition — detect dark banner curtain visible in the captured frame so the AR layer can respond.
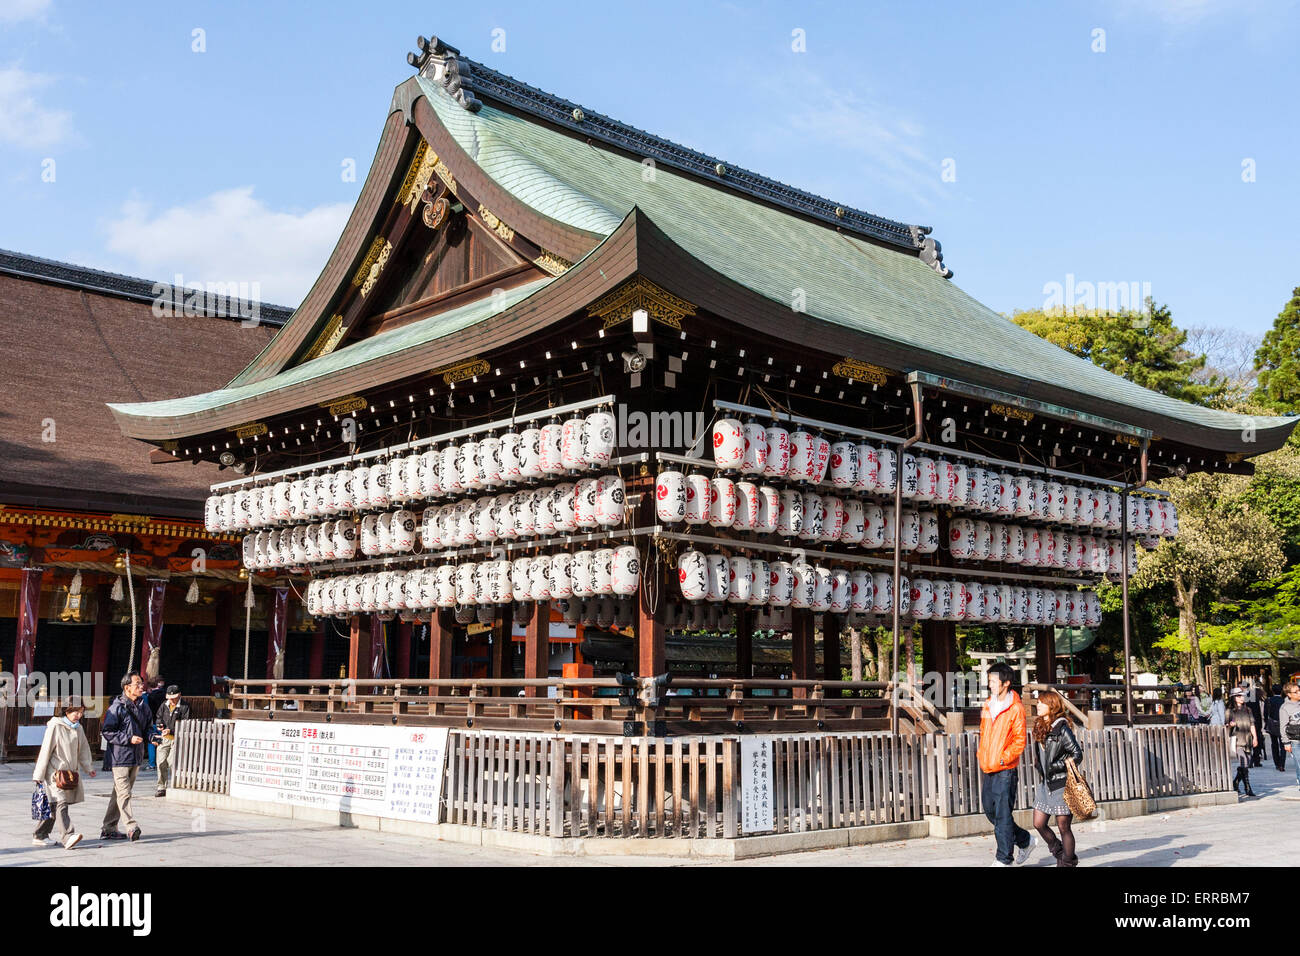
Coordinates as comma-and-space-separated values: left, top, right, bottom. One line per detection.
15, 566, 44, 683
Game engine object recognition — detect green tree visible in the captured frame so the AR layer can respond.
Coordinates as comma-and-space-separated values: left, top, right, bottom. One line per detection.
1254, 286, 1300, 411
1011, 300, 1225, 406
1157, 566, 1300, 683
1134, 471, 1286, 683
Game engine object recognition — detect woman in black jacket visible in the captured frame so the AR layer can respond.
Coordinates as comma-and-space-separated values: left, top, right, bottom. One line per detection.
1032, 690, 1084, 867
1229, 688, 1259, 797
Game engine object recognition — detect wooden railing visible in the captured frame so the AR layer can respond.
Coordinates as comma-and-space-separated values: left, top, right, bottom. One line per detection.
172, 719, 235, 794
228, 678, 939, 736
172, 720, 1232, 839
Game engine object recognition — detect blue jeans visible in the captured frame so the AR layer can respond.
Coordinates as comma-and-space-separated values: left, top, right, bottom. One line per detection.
982, 768, 1030, 864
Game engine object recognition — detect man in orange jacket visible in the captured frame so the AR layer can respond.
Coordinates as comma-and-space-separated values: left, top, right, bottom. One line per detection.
979, 662, 1036, 866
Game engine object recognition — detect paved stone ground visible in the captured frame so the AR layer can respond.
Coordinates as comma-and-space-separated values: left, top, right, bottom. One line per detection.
2, 759, 1295, 867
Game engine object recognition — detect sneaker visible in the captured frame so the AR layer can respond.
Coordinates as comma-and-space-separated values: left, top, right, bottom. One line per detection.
154, 788, 166, 798
1016, 834, 1038, 865
127, 827, 141, 842
100, 830, 127, 841
63, 833, 82, 850
989, 859, 1012, 867
32, 837, 50, 846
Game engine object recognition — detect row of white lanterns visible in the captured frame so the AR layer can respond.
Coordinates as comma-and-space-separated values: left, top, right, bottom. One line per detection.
707, 421, 1179, 533
206, 408, 622, 534
674, 549, 1103, 626
241, 475, 628, 570
303, 546, 641, 616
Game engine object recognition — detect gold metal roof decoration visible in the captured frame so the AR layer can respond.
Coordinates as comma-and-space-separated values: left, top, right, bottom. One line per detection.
359, 240, 394, 298
433, 357, 491, 384
228, 422, 268, 440
533, 249, 573, 277
302, 314, 345, 362
477, 205, 515, 242
831, 357, 890, 386
586, 275, 697, 331
991, 402, 1035, 423
317, 394, 367, 416
397, 140, 437, 210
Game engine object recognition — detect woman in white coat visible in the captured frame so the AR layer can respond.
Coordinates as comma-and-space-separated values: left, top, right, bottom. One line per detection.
32, 697, 96, 849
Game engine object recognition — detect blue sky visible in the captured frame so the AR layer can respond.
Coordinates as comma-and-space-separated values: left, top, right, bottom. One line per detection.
2, 0, 1297, 343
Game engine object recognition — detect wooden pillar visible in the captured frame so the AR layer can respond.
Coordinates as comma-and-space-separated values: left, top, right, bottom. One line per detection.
394, 620, 413, 679
308, 619, 325, 679
735, 607, 753, 680
91, 582, 112, 684
211, 589, 231, 680
347, 614, 371, 681
1035, 625, 1055, 687
428, 610, 453, 681
822, 614, 842, 684
791, 608, 814, 698
921, 620, 957, 693
523, 602, 550, 697
489, 610, 510, 691
369, 614, 386, 680
637, 576, 665, 683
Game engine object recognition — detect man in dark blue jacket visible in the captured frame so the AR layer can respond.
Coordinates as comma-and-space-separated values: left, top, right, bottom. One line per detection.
100, 672, 153, 842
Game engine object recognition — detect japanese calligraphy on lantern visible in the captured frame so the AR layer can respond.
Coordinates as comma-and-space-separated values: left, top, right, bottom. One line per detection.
230, 721, 449, 823
740, 736, 776, 834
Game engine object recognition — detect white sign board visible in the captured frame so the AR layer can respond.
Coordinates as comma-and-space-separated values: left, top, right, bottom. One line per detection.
740, 736, 776, 834
229, 721, 449, 824
17, 725, 47, 746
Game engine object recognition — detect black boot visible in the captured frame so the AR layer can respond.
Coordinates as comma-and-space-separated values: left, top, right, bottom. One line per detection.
1233, 767, 1244, 794
1243, 769, 1256, 797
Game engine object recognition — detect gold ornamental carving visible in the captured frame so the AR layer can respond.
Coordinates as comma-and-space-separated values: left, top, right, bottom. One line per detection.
359, 240, 393, 298
477, 205, 515, 242
432, 357, 491, 384
227, 422, 268, 439
397, 140, 436, 209
585, 276, 696, 331
990, 402, 1034, 423
533, 249, 573, 276
317, 394, 368, 416
831, 357, 890, 386
302, 314, 345, 362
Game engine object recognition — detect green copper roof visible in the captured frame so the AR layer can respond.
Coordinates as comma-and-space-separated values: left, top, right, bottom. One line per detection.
107, 277, 551, 422
418, 76, 1294, 441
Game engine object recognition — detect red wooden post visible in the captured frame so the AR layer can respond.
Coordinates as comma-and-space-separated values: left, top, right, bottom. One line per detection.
211, 589, 231, 680
523, 602, 550, 697
348, 614, 370, 680
91, 581, 113, 684
791, 608, 813, 698
308, 618, 325, 679
428, 610, 453, 681
394, 619, 413, 679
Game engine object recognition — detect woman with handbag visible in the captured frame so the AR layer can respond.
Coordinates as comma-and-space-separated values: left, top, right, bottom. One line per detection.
1229, 688, 1259, 798
1032, 690, 1085, 867
31, 697, 96, 849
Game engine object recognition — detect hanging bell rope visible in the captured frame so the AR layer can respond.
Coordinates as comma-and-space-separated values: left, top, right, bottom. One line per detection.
124, 551, 138, 672
243, 575, 254, 680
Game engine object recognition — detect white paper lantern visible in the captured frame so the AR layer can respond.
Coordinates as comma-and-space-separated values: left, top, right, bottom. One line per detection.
712, 418, 745, 469
684, 474, 710, 525
763, 425, 790, 478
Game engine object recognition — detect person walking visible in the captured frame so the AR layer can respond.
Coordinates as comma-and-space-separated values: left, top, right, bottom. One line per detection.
979, 662, 1035, 867
100, 672, 154, 842
30, 698, 96, 849
1280, 682, 1300, 792
1208, 687, 1226, 726
1179, 687, 1204, 725
1265, 686, 1287, 772
1246, 685, 1265, 767
1229, 688, 1259, 798
153, 685, 190, 797
1032, 690, 1084, 867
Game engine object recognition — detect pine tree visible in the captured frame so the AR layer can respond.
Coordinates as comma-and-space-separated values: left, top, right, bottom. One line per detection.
1254, 286, 1300, 411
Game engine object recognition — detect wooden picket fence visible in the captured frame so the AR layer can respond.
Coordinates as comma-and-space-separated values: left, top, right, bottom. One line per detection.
172, 721, 1232, 838
173, 719, 235, 794
927, 724, 1232, 817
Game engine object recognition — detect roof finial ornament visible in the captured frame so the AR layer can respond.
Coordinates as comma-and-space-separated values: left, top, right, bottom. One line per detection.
407, 35, 482, 112
909, 224, 951, 278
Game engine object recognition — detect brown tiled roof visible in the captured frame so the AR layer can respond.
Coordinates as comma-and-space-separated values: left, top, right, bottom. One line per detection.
0, 260, 282, 517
